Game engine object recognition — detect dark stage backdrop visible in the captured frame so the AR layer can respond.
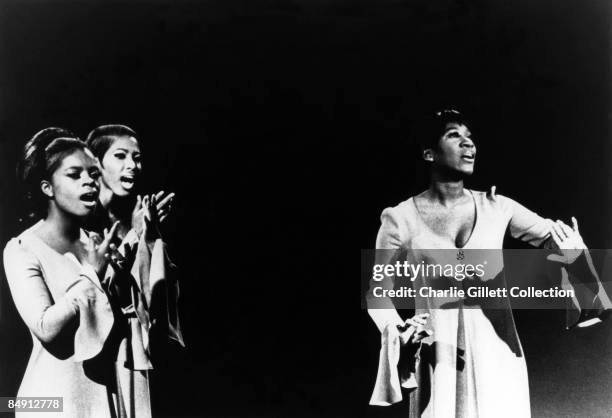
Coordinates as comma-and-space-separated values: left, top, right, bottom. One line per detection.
0, 1, 611, 417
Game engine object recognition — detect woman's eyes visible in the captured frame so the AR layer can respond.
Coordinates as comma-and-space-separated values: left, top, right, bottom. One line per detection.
67, 170, 100, 180
113, 152, 141, 164
446, 131, 473, 140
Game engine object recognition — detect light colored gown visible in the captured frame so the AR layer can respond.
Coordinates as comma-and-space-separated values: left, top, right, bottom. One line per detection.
3, 221, 183, 418
368, 189, 602, 418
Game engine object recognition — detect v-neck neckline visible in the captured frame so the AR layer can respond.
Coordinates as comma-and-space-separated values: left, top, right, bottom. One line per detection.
411, 189, 479, 249
25, 221, 89, 268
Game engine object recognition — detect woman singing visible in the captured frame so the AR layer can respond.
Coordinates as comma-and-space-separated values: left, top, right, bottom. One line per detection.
85, 124, 184, 413
85, 124, 174, 241
3, 128, 125, 417
367, 110, 603, 417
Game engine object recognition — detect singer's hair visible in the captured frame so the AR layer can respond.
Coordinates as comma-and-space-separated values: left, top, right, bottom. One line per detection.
412, 109, 470, 152
86, 124, 138, 161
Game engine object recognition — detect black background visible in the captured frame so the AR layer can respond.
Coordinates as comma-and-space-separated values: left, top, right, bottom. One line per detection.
1, 0, 611, 417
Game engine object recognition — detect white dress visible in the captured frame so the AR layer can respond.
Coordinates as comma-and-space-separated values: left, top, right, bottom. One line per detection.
3, 221, 183, 417
368, 190, 602, 418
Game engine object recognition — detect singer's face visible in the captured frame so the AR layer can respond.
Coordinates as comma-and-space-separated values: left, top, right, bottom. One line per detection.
99, 136, 142, 197
430, 123, 476, 175
47, 149, 101, 217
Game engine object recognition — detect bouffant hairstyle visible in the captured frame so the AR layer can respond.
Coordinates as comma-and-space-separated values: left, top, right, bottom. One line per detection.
85, 124, 138, 162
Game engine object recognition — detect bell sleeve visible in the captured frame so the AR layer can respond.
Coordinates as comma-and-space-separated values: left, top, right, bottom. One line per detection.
130, 232, 184, 347
105, 224, 185, 370
498, 194, 605, 328
367, 207, 406, 332
368, 207, 421, 406
3, 238, 114, 362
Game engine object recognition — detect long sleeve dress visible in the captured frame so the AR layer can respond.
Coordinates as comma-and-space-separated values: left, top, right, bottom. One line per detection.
367, 189, 603, 418
3, 221, 183, 418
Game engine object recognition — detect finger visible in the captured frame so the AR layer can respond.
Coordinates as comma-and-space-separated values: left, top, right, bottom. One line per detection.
141, 196, 152, 219
554, 221, 569, 239
549, 226, 563, 247
558, 222, 574, 238
149, 195, 160, 222
134, 195, 143, 211
156, 192, 175, 210
126, 244, 137, 260
160, 214, 168, 223
409, 316, 428, 326
572, 217, 580, 232
101, 221, 120, 249
552, 222, 568, 240
108, 221, 120, 239
155, 190, 165, 201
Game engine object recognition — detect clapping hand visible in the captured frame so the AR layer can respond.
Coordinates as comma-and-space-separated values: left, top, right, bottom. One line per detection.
132, 191, 175, 238
154, 190, 175, 223
86, 221, 120, 277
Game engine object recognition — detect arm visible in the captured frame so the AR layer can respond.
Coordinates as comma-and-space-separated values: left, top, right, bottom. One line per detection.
3, 239, 100, 344
367, 207, 407, 333
546, 218, 607, 328
499, 194, 554, 247
367, 207, 431, 339
136, 234, 184, 347
367, 207, 430, 406
500, 193, 605, 326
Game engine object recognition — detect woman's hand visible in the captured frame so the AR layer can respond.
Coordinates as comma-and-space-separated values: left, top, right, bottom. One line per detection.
106, 242, 134, 273
131, 191, 175, 237
65, 278, 100, 309
131, 195, 147, 237
397, 313, 432, 347
86, 221, 120, 277
154, 190, 175, 223
547, 217, 586, 263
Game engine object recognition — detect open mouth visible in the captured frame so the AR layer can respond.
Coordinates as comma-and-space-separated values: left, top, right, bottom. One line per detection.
79, 191, 98, 207
461, 154, 475, 163
120, 175, 136, 189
